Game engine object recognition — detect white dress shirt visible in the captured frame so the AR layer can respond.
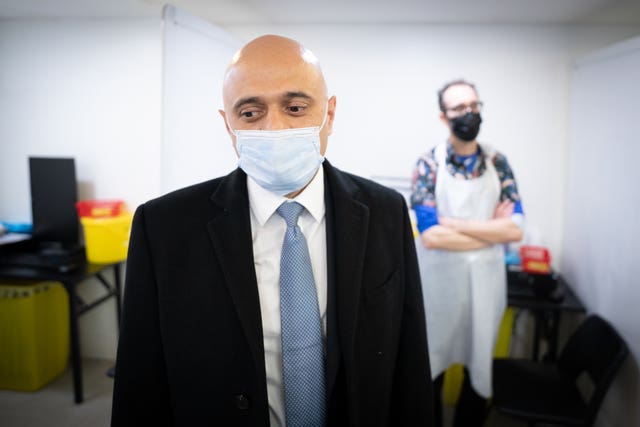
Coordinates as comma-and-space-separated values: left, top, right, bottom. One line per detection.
247, 166, 327, 427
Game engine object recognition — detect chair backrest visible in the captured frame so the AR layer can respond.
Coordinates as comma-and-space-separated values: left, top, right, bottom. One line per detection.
558, 314, 629, 424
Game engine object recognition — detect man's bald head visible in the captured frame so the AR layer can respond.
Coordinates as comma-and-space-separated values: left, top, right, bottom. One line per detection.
223, 35, 327, 106
219, 34, 336, 155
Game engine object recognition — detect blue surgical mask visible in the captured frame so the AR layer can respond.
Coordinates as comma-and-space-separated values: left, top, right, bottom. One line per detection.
229, 107, 328, 196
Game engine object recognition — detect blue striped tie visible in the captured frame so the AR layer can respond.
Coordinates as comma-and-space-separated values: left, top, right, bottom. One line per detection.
276, 201, 326, 427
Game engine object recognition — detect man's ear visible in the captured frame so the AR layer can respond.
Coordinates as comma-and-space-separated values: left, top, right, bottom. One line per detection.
439, 112, 450, 127
219, 109, 232, 135
325, 95, 337, 136
219, 109, 240, 156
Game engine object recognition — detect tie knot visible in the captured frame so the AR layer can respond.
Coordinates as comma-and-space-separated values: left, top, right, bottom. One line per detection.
277, 202, 305, 227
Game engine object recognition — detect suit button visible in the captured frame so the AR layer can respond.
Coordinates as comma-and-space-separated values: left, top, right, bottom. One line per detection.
235, 394, 250, 410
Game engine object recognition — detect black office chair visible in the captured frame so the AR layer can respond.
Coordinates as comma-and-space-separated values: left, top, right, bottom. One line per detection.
492, 314, 628, 426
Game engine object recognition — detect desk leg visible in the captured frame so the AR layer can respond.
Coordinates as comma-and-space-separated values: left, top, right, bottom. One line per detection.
114, 263, 122, 333
532, 311, 542, 361
64, 280, 84, 404
548, 311, 560, 362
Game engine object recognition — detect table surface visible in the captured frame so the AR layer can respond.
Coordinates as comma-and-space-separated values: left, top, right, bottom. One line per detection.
0, 262, 114, 284
507, 268, 585, 312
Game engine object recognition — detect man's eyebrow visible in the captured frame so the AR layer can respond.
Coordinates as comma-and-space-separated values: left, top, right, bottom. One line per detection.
233, 97, 262, 111
450, 101, 479, 109
233, 92, 313, 111
282, 91, 313, 101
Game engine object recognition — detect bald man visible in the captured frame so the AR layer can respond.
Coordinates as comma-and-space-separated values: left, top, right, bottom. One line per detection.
112, 35, 432, 426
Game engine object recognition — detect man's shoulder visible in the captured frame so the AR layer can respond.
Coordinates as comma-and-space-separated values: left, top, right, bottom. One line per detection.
146, 178, 220, 207
325, 162, 405, 206
345, 171, 398, 195
141, 169, 241, 214
418, 146, 438, 161
414, 146, 439, 171
481, 144, 513, 170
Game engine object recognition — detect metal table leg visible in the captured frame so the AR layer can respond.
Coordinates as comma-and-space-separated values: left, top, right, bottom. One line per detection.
64, 279, 84, 403
548, 311, 561, 362
532, 310, 542, 361
114, 263, 122, 332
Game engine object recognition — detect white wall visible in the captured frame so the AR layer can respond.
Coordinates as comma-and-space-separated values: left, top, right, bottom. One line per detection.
223, 24, 640, 270
1, 18, 639, 374
564, 36, 640, 427
0, 18, 162, 219
0, 18, 162, 359
161, 5, 240, 194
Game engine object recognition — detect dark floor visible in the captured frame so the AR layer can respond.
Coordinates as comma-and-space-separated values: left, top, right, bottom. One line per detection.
0, 358, 523, 427
0, 359, 114, 427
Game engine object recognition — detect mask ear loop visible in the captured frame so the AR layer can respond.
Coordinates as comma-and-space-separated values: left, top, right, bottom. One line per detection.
317, 101, 330, 131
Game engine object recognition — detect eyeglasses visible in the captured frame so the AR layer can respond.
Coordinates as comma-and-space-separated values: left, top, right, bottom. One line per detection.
445, 101, 483, 116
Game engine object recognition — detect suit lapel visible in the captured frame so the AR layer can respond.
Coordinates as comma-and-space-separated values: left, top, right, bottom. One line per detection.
206, 169, 265, 377
323, 161, 370, 396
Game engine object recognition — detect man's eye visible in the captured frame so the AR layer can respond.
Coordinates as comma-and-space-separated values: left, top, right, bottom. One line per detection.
241, 111, 256, 118
288, 105, 305, 114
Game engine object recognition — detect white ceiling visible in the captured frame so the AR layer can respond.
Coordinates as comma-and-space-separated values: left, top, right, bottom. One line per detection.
0, 0, 639, 25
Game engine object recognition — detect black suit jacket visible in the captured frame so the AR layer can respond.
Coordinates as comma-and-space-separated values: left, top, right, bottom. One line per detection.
111, 161, 432, 426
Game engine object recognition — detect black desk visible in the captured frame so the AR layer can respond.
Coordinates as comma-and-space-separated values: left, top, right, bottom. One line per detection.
0, 262, 123, 403
507, 268, 585, 362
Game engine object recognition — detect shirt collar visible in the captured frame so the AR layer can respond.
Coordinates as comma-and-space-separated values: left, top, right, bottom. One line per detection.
247, 164, 325, 226
446, 141, 486, 166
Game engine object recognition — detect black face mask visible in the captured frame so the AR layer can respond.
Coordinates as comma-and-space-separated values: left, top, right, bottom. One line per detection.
449, 112, 482, 142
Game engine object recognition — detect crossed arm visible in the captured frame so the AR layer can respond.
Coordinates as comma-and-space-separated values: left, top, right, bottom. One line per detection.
420, 200, 523, 251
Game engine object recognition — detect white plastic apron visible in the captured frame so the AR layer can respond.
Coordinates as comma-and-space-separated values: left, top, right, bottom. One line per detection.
417, 142, 506, 397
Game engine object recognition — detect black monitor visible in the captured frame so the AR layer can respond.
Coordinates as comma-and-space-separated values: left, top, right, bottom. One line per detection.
29, 157, 80, 246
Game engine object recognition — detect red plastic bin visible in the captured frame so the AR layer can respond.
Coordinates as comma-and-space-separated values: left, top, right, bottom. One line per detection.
519, 245, 551, 274
76, 200, 124, 218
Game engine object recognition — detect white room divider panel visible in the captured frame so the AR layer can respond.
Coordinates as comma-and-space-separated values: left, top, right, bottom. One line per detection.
161, 5, 241, 194
564, 35, 640, 427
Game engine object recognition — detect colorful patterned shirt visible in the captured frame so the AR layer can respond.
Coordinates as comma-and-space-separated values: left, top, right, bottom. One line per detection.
411, 143, 523, 232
